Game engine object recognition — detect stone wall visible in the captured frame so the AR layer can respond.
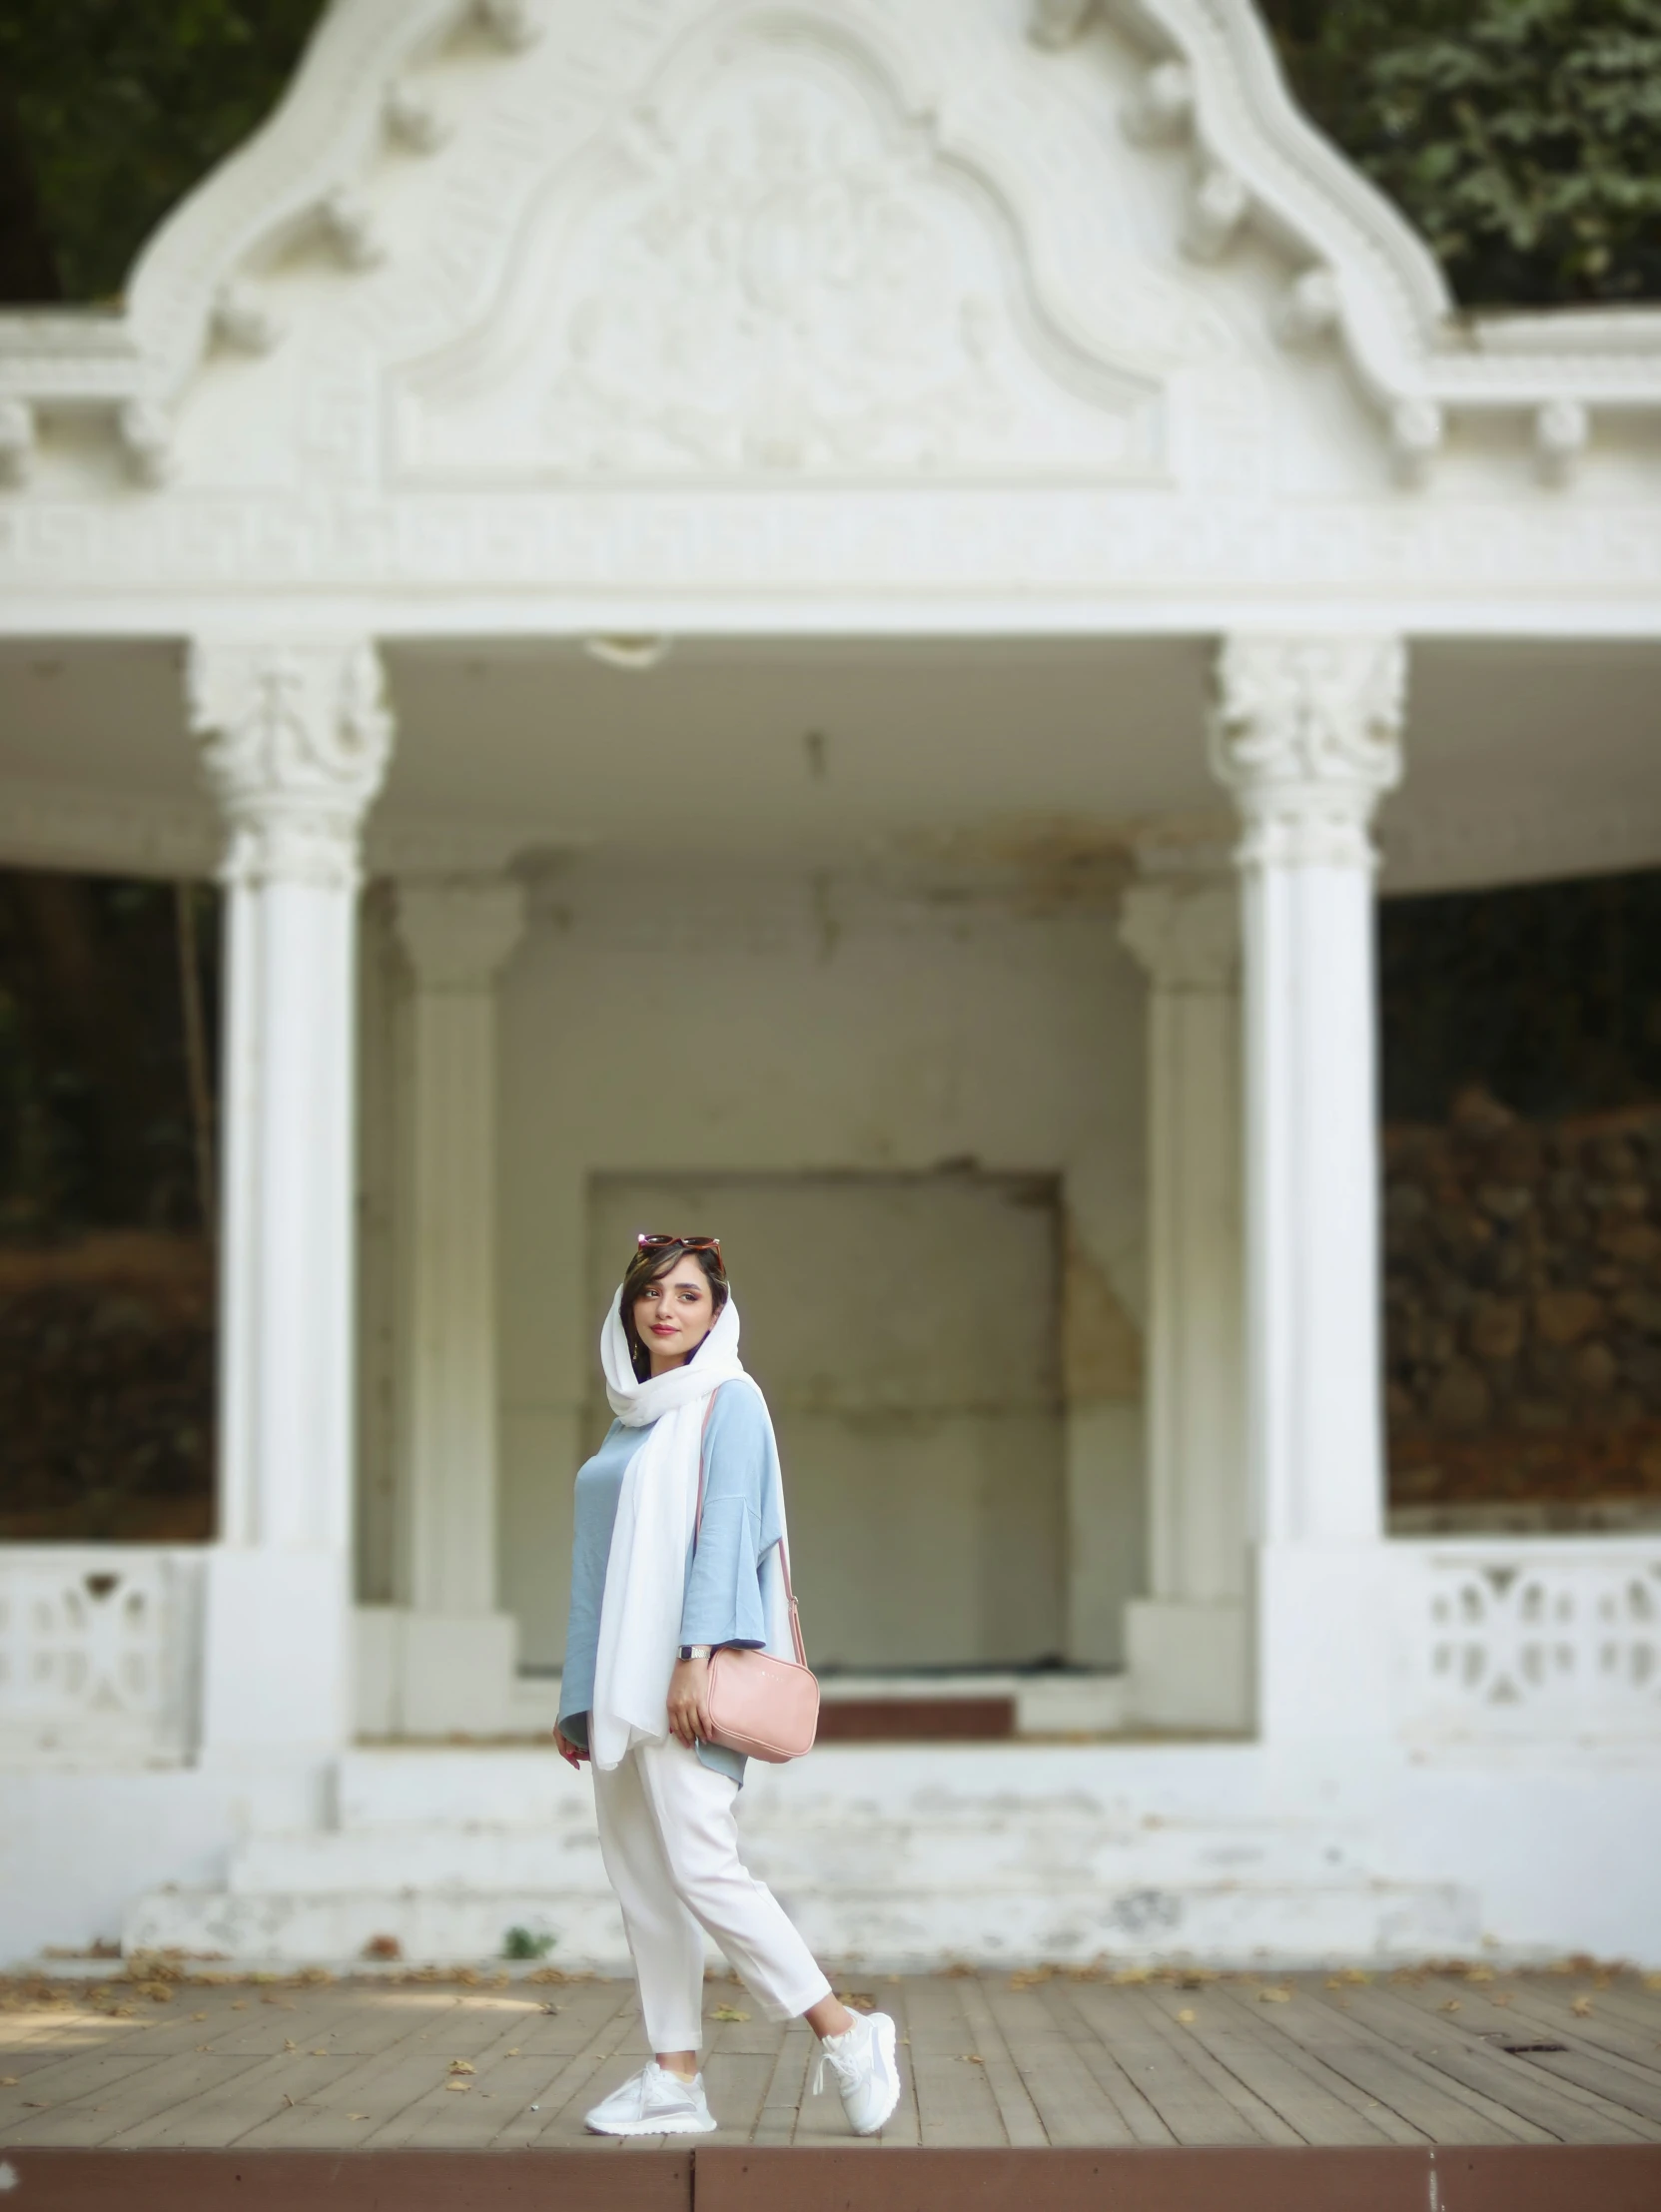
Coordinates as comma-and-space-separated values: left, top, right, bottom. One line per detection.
0, 1232, 214, 1541
1384, 1091, 1661, 1514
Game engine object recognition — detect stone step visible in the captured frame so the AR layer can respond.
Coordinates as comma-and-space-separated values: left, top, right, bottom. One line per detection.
125, 1875, 1478, 1974
229, 1807, 1374, 1895
332, 1741, 1264, 1830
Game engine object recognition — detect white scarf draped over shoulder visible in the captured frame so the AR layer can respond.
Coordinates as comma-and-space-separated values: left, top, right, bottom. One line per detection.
588, 1284, 751, 1773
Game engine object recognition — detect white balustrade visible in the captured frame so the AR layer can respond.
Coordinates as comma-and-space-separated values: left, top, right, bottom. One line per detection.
1393, 1540, 1661, 1743
0, 1547, 204, 1765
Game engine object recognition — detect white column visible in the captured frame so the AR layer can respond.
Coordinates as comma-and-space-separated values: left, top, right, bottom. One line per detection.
388, 878, 526, 1735
1210, 635, 1405, 1744
188, 638, 392, 1763
1119, 868, 1248, 1729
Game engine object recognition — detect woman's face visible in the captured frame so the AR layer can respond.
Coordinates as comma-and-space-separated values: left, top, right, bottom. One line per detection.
633, 1255, 717, 1374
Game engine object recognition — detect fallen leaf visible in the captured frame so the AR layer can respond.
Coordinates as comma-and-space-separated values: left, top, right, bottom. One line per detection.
1572, 1997, 1593, 2017
348, 2112, 369, 2121
1176, 2009, 1197, 2025
232, 2001, 248, 2011
192, 2011, 207, 2021
1492, 1994, 1514, 2007
1439, 1999, 1461, 2013
311, 2048, 328, 2057
711, 2005, 750, 2022
1257, 1987, 1292, 2004
449, 2058, 475, 2075
506, 2047, 520, 2056
283, 2039, 298, 2052
0, 2076, 17, 2086
446, 2080, 470, 2093
960, 2053, 984, 2064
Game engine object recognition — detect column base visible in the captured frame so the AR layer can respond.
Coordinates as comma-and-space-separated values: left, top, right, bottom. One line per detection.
355, 1608, 519, 1738
1125, 1599, 1250, 1732
198, 1546, 352, 1766
1255, 1541, 1391, 1748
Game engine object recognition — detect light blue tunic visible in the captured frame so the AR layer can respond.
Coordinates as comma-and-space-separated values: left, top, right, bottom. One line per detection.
557, 1377, 784, 1786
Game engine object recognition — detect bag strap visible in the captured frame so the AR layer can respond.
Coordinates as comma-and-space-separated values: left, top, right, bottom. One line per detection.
694, 1386, 807, 1670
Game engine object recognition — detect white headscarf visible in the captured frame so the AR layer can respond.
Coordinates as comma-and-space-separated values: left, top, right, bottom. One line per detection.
587, 1281, 747, 1772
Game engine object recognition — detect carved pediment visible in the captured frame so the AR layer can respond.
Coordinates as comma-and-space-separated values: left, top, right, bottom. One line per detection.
393, 22, 1172, 483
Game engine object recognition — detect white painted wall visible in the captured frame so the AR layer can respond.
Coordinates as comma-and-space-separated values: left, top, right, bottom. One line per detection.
587, 1169, 1066, 1671
486, 861, 1148, 1673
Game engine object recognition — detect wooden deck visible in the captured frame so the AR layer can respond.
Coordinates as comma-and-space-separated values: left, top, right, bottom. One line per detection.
5, 1962, 1661, 2207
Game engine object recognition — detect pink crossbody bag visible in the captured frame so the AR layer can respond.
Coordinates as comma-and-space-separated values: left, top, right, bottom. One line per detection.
692, 1390, 819, 1764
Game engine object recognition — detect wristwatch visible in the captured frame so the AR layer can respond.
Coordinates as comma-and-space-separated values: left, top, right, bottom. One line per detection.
679, 1644, 712, 1662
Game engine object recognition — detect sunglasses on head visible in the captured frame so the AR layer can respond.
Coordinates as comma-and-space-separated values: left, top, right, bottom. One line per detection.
636, 1231, 722, 1258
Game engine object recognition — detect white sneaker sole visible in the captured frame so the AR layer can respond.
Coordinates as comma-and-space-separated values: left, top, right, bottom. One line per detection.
583, 2105, 719, 2137
849, 2010, 902, 2137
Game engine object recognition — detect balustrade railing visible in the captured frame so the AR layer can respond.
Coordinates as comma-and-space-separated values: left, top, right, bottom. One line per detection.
1392, 1538, 1661, 1743
0, 1546, 204, 1765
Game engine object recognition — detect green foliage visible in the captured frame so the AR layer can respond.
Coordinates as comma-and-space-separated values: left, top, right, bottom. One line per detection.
501, 1926, 556, 1961
0, 0, 321, 302
3, 2, 1657, 309
1264, 0, 1661, 306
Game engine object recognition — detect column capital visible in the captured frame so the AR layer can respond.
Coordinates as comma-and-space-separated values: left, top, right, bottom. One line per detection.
1209, 635, 1405, 871
395, 877, 526, 991
188, 638, 393, 890
1120, 879, 1238, 993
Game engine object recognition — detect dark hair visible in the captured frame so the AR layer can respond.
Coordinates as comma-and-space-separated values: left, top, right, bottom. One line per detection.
619, 1238, 729, 1383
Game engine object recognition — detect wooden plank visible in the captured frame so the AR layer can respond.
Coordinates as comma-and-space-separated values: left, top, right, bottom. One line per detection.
1129, 1987, 1302, 2146
696, 2144, 1432, 2212
1481, 1986, 1661, 2130
1063, 1985, 1266, 2145
0, 2047, 184, 2147
977, 1977, 1137, 2147
903, 1975, 1008, 2148
3, 2147, 691, 2210
235, 1989, 548, 2149
1382, 1979, 1661, 2143
1040, 1980, 1177, 2145
518, 1983, 647, 2145
751, 2022, 814, 2145
955, 1976, 1048, 2146
1341, 1983, 1655, 2146
879, 1981, 922, 2148
700, 2007, 782, 2143
1246, 1984, 1548, 2145
1492, 1983, 1661, 2076
1142, 1982, 1407, 2148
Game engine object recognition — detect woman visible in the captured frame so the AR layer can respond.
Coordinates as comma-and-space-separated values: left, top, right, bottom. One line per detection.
555, 1232, 901, 2139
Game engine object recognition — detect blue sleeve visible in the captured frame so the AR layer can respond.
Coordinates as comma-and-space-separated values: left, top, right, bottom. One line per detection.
681, 1382, 774, 1650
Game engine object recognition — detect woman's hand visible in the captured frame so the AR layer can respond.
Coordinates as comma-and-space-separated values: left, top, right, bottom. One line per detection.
553, 1725, 587, 1770
666, 1655, 713, 1749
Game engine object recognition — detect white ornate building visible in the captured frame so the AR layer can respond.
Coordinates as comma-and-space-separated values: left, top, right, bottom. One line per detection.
2, 0, 1659, 1971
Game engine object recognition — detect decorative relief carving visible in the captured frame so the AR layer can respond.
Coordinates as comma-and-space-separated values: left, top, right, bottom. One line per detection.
1120, 879, 1239, 994
396, 31, 1163, 483
1399, 1546, 1661, 1741
0, 1548, 203, 1764
188, 638, 394, 890
1210, 635, 1405, 871
395, 878, 527, 990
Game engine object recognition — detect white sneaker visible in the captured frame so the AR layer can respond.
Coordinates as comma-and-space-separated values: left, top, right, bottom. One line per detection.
812, 2009, 901, 2136
583, 2060, 718, 2136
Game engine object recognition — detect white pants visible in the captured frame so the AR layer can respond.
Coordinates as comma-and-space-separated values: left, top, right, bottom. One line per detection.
592, 1735, 832, 2053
